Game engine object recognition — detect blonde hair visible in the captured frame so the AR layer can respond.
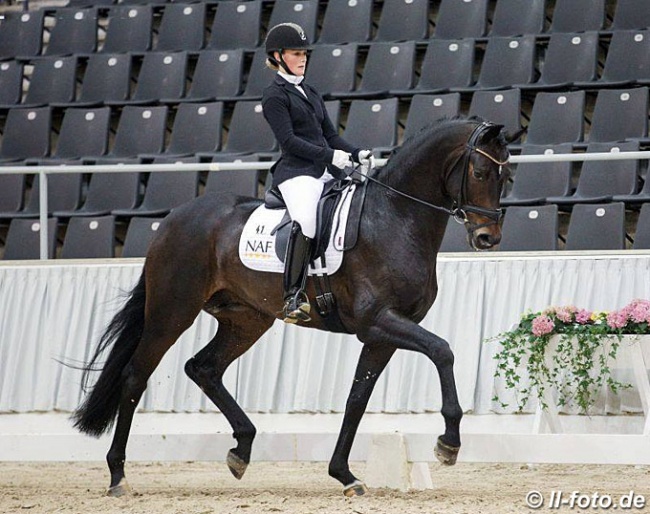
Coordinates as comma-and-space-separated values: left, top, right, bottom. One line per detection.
265, 55, 280, 71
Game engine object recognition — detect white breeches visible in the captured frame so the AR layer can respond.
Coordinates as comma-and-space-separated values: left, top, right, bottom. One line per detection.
278, 170, 334, 239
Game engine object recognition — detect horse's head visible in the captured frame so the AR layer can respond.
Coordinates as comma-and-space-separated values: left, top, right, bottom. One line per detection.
446, 121, 511, 250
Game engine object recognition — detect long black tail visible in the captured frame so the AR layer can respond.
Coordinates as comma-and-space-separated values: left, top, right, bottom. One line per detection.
71, 270, 147, 437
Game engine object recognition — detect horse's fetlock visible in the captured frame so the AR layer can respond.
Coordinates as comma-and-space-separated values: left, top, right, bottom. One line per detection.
441, 405, 463, 423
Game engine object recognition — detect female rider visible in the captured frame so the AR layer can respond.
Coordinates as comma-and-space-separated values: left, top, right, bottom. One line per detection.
262, 23, 374, 323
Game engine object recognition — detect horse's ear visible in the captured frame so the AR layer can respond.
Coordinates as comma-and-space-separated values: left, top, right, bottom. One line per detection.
480, 123, 505, 143
504, 127, 526, 144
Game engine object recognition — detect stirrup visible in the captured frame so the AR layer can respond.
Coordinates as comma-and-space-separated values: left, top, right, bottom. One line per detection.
283, 292, 311, 323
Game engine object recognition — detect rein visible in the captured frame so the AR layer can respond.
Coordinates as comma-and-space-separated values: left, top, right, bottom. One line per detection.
351, 122, 507, 230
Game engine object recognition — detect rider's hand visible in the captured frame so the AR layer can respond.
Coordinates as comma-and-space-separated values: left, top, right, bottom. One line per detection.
331, 149, 353, 169
356, 150, 375, 183
357, 149, 376, 169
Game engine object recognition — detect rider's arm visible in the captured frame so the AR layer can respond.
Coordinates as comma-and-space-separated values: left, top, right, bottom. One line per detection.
263, 95, 334, 163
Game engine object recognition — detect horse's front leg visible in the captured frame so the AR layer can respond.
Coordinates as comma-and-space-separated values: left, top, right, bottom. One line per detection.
329, 343, 395, 496
358, 309, 463, 465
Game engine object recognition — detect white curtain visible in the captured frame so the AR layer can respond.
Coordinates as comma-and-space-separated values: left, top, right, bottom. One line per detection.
1, 253, 649, 415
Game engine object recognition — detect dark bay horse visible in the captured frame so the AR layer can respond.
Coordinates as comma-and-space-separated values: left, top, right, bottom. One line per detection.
72, 117, 511, 497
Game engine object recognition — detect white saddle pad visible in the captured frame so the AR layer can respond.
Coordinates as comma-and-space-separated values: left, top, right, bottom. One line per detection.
238, 184, 356, 275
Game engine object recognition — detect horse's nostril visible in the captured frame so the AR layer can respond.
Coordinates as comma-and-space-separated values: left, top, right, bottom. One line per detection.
476, 232, 499, 249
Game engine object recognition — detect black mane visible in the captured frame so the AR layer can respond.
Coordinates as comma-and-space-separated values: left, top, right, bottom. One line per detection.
376, 115, 487, 180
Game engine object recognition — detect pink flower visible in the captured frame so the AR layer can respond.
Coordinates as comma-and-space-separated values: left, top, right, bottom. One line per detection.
575, 309, 592, 324
606, 310, 628, 330
626, 299, 650, 324
532, 315, 555, 336
555, 306, 575, 324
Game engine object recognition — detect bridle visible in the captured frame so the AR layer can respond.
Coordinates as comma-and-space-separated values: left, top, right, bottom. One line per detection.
351, 121, 509, 232
451, 122, 509, 232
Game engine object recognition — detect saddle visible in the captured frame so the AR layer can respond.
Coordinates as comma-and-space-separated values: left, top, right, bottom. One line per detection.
265, 179, 358, 262
263, 178, 369, 332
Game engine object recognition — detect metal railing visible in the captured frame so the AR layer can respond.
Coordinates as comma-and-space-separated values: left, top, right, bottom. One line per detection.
1, 150, 649, 259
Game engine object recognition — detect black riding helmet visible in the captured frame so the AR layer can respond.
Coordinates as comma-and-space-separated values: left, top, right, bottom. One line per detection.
265, 23, 311, 75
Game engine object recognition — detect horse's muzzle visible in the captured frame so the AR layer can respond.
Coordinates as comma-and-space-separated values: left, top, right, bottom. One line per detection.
470, 227, 502, 250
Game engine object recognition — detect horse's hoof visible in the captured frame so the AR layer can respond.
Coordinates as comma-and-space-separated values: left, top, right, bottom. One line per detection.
107, 479, 132, 497
343, 480, 368, 497
227, 450, 248, 480
434, 437, 460, 466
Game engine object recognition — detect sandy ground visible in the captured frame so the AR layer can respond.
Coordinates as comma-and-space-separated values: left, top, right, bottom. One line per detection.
1, 461, 649, 514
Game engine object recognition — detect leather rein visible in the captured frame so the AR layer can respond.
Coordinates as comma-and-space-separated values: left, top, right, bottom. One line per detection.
353, 122, 509, 233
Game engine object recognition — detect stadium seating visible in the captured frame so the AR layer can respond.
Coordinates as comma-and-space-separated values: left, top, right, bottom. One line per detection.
318, 0, 372, 44
500, 143, 574, 206
499, 205, 560, 251
60, 215, 115, 258
100, 5, 152, 54
121, 216, 164, 257
2, 218, 58, 260
564, 203, 627, 250
1, 0, 650, 257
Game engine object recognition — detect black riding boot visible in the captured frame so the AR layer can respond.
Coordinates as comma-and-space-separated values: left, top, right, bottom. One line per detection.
282, 222, 313, 323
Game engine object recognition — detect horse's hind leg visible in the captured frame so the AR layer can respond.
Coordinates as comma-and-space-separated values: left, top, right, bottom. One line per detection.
185, 309, 274, 480
329, 343, 395, 496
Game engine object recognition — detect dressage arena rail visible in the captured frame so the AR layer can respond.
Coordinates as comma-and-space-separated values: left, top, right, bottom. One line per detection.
2, 149, 650, 258
2, 252, 650, 470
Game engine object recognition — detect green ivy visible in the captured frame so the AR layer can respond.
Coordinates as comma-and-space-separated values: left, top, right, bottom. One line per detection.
490, 309, 636, 414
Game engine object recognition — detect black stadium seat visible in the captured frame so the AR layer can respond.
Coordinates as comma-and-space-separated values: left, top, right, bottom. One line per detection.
181, 50, 244, 103
100, 5, 152, 55
44, 7, 98, 56
77, 53, 132, 107
112, 157, 199, 217
164, 102, 224, 158
0, 107, 51, 163
347, 41, 416, 99
413, 39, 475, 94
122, 217, 164, 257
341, 98, 399, 154
61, 215, 115, 258
2, 218, 58, 260
549, 0, 606, 33
434, 0, 488, 39
125, 51, 188, 105
318, 0, 373, 44
374, 0, 430, 42
525, 91, 585, 146
473, 36, 537, 90
0, 61, 24, 109
207, 0, 262, 51
0, 10, 44, 60
468, 89, 522, 140
403, 93, 461, 142
22, 56, 79, 108
305, 44, 357, 99
268, 0, 319, 44
9, 170, 83, 219
154, 3, 206, 52
547, 141, 640, 206
565, 202, 627, 250
500, 143, 573, 206
499, 205, 559, 251
489, 0, 546, 37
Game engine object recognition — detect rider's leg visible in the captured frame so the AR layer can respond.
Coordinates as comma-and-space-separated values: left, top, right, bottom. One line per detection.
282, 221, 312, 322
277, 175, 324, 323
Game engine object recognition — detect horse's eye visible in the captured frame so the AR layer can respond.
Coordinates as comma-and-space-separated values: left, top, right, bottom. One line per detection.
473, 167, 489, 181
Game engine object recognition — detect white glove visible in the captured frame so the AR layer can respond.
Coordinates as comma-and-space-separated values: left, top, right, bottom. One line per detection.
331, 149, 353, 169
358, 149, 376, 169
356, 149, 375, 182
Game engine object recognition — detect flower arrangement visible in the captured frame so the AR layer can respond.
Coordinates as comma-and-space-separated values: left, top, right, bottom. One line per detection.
491, 299, 650, 414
